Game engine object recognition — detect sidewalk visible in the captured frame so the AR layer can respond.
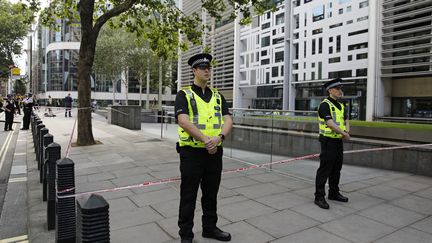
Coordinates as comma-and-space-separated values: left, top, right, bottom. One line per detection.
13, 111, 432, 242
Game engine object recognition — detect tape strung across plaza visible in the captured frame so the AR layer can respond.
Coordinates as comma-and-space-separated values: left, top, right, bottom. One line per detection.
56, 143, 432, 198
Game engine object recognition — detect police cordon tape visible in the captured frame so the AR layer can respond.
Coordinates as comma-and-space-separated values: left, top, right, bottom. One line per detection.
56, 142, 432, 198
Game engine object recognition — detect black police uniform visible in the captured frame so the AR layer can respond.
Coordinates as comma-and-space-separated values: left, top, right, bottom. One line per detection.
22, 97, 33, 130
315, 96, 348, 199
4, 99, 15, 131
175, 54, 231, 241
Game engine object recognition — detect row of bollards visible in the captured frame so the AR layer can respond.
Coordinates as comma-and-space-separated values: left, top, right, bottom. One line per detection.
30, 113, 110, 243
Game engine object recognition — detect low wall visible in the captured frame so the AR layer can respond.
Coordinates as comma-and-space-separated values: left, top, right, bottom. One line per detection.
107, 106, 141, 130
224, 125, 432, 177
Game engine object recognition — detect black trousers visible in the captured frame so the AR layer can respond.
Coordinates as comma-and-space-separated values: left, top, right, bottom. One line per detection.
178, 146, 223, 240
315, 136, 343, 198
23, 109, 31, 129
4, 112, 13, 130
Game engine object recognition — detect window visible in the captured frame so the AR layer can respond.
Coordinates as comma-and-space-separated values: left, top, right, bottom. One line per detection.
357, 16, 368, 22
348, 29, 368, 36
327, 11, 332, 18
313, 5, 325, 22
318, 38, 323, 54
338, 8, 343, 14
304, 30, 307, 37
329, 46, 333, 54
276, 13, 284, 25
303, 73, 306, 81
262, 50, 267, 56
256, 52, 259, 61
262, 22, 270, 29
272, 67, 278, 77
266, 72, 270, 83
356, 68, 367, 76
348, 42, 368, 50
312, 39, 316, 55
266, 12, 271, 19
359, 0, 368, 8
356, 53, 368, 59
252, 16, 260, 28
294, 14, 299, 29
273, 29, 276, 35
272, 37, 284, 45
304, 62, 306, 68
294, 32, 299, 39
275, 51, 284, 63
347, 6, 352, 12
346, 20, 353, 24
329, 37, 333, 42
330, 22, 343, 29
293, 63, 298, 70
281, 66, 284, 76
312, 28, 323, 35
318, 62, 322, 79
311, 72, 315, 80
339, 0, 351, 4
311, 62, 315, 68
336, 35, 341, 53
294, 74, 298, 81
329, 57, 341, 63
261, 36, 270, 47
304, 0, 312, 4
328, 70, 352, 78
304, 41, 307, 58
348, 55, 352, 61
304, 13, 307, 27
261, 59, 270, 65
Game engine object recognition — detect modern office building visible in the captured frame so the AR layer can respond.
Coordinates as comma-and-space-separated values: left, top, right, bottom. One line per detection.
234, 0, 432, 120
27, 20, 176, 107
178, 0, 235, 105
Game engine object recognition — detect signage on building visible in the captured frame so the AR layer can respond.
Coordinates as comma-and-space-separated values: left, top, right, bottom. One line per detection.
11, 67, 21, 76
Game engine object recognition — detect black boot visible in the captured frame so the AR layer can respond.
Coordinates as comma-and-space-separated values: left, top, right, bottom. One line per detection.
314, 197, 330, 209
202, 227, 231, 241
328, 192, 349, 202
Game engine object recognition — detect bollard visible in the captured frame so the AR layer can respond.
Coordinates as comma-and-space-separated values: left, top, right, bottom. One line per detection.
33, 119, 42, 147
46, 142, 61, 230
42, 133, 54, 200
35, 123, 45, 163
39, 127, 49, 178
77, 194, 110, 243
56, 158, 76, 243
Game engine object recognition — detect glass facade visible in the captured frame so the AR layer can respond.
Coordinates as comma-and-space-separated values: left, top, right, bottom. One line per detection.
47, 49, 79, 91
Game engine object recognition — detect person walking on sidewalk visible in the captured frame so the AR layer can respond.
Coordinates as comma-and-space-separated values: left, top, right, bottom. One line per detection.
4, 94, 15, 131
21, 93, 33, 130
314, 78, 351, 209
175, 53, 233, 243
64, 93, 72, 117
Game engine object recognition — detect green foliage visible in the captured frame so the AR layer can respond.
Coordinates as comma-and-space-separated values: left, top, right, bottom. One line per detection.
0, 0, 38, 78
13, 78, 27, 95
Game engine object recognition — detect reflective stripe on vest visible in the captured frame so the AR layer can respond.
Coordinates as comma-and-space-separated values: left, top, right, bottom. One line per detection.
178, 87, 224, 148
318, 98, 346, 139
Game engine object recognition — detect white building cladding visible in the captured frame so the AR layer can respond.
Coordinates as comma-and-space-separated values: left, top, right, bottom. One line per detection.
178, 0, 235, 105
234, 0, 371, 120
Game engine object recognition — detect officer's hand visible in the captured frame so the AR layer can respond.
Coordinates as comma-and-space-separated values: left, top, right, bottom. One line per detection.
208, 146, 217, 155
342, 132, 350, 141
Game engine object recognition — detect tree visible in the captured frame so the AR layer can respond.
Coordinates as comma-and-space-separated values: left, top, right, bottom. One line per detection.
0, 0, 37, 79
13, 78, 27, 95
94, 26, 133, 105
41, 0, 274, 146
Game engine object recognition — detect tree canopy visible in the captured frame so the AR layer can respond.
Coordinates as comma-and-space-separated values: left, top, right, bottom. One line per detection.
0, 0, 37, 78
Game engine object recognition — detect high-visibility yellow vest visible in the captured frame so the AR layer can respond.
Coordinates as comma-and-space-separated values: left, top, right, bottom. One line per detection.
178, 86, 224, 148
318, 98, 346, 139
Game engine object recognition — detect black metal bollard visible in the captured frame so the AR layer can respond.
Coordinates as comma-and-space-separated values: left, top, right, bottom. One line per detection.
35, 123, 45, 163
33, 119, 42, 147
56, 158, 76, 243
42, 133, 53, 190
77, 194, 110, 243
46, 142, 61, 230
39, 127, 49, 178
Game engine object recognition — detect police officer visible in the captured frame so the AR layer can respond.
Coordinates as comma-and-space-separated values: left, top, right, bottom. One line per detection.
4, 94, 15, 131
314, 78, 350, 209
175, 53, 233, 243
21, 93, 33, 130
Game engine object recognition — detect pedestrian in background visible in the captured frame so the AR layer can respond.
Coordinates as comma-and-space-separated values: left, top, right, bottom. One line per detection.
21, 93, 33, 130
175, 53, 233, 243
64, 93, 72, 117
4, 94, 15, 131
314, 78, 350, 210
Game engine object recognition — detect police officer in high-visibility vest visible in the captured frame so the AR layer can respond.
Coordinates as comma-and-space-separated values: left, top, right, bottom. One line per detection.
314, 78, 350, 210
175, 53, 233, 243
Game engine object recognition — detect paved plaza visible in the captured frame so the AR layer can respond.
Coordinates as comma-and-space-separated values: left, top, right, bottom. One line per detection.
2, 111, 432, 243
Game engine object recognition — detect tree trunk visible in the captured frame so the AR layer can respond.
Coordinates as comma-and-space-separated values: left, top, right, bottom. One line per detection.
158, 59, 162, 109
125, 67, 129, 105
112, 79, 116, 104
77, 0, 97, 146
146, 59, 150, 110
139, 73, 143, 108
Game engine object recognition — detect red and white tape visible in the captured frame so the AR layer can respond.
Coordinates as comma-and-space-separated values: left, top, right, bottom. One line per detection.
57, 143, 432, 199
